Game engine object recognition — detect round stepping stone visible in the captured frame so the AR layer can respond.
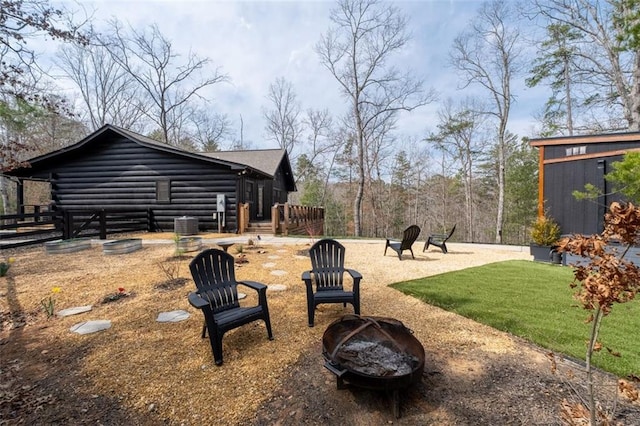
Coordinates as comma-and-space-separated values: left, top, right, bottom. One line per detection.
156, 310, 190, 323
277, 249, 287, 253
262, 262, 276, 268
294, 255, 307, 260
270, 270, 287, 276
70, 320, 111, 335
268, 284, 287, 291
57, 305, 93, 317
268, 255, 281, 260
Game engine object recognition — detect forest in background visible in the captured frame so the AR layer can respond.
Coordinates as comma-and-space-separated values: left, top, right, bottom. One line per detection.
1, 0, 639, 245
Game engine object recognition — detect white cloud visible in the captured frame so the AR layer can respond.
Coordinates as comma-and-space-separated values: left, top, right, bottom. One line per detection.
58, 0, 545, 147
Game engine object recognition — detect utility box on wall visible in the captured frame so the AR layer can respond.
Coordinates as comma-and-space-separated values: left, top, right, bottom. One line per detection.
214, 194, 226, 232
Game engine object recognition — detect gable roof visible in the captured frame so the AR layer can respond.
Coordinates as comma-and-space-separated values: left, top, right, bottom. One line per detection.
202, 150, 288, 178
3, 125, 295, 190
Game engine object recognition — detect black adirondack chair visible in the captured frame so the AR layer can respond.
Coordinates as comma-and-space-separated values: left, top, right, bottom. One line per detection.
302, 239, 362, 327
423, 224, 457, 254
384, 225, 421, 260
188, 248, 273, 365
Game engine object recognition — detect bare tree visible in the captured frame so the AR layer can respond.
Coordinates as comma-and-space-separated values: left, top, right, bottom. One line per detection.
57, 40, 145, 131
316, 0, 435, 236
427, 98, 488, 242
190, 108, 232, 152
450, 0, 523, 243
533, 0, 640, 131
263, 77, 303, 155
98, 20, 228, 145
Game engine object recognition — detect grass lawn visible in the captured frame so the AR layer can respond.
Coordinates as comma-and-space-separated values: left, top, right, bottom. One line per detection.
390, 260, 640, 378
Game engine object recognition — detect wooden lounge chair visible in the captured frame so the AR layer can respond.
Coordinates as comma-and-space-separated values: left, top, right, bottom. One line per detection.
384, 225, 421, 260
188, 248, 273, 365
423, 224, 456, 254
301, 239, 362, 327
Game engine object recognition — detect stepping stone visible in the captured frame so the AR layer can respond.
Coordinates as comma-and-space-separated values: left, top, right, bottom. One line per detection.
271, 270, 287, 276
262, 262, 276, 268
238, 292, 247, 300
277, 249, 287, 253
268, 284, 287, 292
268, 255, 281, 260
57, 305, 92, 317
156, 310, 190, 323
294, 255, 307, 260
70, 320, 111, 335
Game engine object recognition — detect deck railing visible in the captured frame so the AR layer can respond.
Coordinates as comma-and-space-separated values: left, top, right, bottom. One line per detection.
271, 203, 324, 236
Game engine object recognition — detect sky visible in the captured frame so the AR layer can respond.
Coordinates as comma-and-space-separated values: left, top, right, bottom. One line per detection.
56, 0, 547, 150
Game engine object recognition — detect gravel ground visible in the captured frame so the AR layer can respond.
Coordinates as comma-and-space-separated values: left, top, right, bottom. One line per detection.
1, 234, 639, 425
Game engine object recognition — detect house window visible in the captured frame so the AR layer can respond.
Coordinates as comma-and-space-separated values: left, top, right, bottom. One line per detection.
156, 180, 171, 202
566, 146, 587, 157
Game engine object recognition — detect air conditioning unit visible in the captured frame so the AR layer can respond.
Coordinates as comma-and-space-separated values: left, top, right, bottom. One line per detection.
174, 216, 198, 235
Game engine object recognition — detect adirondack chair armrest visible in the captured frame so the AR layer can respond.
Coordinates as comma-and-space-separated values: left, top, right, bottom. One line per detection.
345, 268, 362, 281
188, 291, 209, 310
238, 280, 267, 293
301, 270, 313, 289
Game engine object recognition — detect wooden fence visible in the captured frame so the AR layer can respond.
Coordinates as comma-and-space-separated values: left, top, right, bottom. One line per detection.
271, 203, 324, 236
0, 206, 157, 249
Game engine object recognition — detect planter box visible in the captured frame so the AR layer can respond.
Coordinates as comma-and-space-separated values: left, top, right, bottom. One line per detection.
177, 236, 202, 252
45, 238, 91, 254
530, 244, 562, 264
103, 238, 142, 255
563, 242, 640, 267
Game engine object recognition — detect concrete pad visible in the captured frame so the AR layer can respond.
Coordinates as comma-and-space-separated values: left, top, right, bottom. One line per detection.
70, 320, 111, 335
57, 305, 92, 317
156, 310, 190, 323
268, 284, 287, 291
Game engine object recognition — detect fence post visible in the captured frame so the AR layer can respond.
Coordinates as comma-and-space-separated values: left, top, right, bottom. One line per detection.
63, 210, 72, 240
147, 209, 154, 232
99, 210, 107, 239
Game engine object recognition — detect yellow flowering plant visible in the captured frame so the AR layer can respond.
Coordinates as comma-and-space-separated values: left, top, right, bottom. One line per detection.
0, 257, 15, 277
41, 287, 61, 318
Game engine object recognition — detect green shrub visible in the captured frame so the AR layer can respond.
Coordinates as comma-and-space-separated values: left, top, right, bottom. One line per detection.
530, 215, 560, 246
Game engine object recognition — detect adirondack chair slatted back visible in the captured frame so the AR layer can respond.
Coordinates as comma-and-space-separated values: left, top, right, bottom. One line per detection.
309, 239, 346, 291
190, 249, 240, 313
401, 225, 421, 250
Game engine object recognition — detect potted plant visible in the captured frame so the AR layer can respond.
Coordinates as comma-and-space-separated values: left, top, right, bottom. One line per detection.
529, 214, 561, 263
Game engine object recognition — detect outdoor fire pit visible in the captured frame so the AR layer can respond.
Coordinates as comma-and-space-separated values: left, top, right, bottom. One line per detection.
322, 314, 425, 418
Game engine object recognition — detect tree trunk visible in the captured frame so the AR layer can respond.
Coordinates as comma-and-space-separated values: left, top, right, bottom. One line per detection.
631, 49, 640, 131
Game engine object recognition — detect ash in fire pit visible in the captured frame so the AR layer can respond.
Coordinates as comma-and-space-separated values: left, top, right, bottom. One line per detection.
336, 338, 418, 377
322, 315, 426, 418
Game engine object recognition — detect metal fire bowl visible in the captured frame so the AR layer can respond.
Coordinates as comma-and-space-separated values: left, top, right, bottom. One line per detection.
322, 314, 425, 391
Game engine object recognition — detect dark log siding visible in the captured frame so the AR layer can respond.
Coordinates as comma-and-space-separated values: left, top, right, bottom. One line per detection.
23, 136, 238, 232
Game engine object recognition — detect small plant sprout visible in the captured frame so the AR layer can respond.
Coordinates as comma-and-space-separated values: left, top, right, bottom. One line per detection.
41, 286, 61, 318
0, 257, 15, 277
